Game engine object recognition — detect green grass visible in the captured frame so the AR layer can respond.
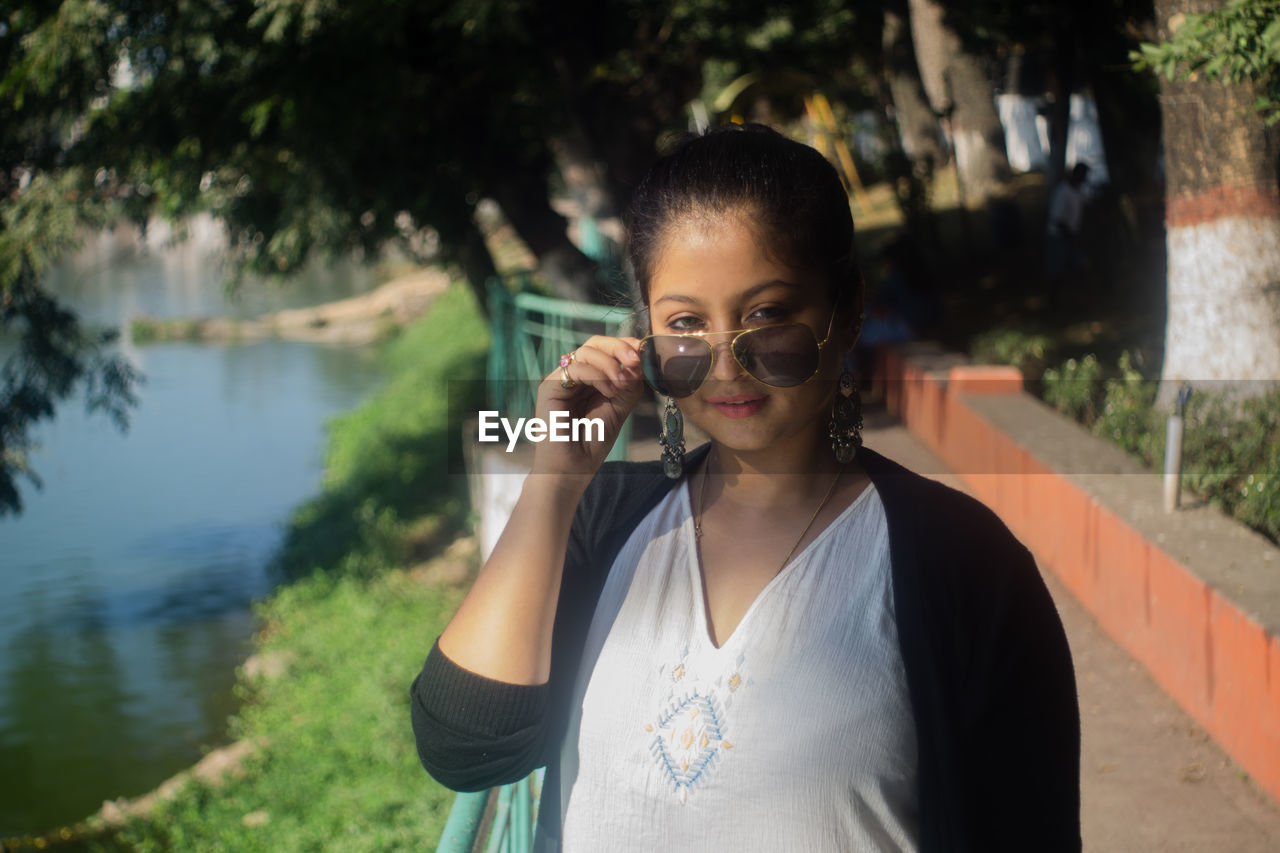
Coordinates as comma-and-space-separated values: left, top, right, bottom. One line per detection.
93, 572, 466, 852
272, 282, 489, 581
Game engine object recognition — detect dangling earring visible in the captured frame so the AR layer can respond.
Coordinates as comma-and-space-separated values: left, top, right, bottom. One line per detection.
660, 396, 685, 479
829, 369, 863, 463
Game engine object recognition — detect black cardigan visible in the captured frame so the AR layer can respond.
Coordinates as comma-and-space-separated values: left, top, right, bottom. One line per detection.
411, 445, 1081, 852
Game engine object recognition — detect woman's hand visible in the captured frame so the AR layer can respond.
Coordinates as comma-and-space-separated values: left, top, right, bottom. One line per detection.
529, 335, 645, 482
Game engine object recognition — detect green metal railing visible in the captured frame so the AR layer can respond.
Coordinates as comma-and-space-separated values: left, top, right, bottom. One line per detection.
436, 770, 543, 853
486, 276, 634, 462
436, 279, 635, 851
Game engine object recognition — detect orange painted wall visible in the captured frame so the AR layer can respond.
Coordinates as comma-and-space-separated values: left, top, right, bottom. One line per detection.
875, 351, 1280, 806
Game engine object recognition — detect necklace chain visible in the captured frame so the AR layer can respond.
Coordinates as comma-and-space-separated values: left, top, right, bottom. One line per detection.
694, 448, 844, 575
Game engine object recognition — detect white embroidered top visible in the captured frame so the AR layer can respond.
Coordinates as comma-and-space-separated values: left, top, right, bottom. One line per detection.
549, 481, 919, 852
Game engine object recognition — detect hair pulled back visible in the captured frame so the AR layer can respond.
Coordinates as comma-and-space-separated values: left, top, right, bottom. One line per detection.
625, 123, 863, 315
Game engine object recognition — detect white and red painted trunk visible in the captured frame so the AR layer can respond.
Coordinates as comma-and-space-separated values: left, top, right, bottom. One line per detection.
1156, 0, 1280, 400
908, 0, 1012, 209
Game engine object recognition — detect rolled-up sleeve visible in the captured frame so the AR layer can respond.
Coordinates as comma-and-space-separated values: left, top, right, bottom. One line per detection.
410, 638, 550, 792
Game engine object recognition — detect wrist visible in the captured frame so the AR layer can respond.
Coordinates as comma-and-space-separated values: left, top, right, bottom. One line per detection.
520, 471, 591, 511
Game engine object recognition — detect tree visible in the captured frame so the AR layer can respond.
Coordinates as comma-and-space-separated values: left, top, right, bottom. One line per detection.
1138, 0, 1280, 400
878, 0, 946, 246
1, 0, 869, 514
1, 1, 142, 517
907, 0, 1014, 212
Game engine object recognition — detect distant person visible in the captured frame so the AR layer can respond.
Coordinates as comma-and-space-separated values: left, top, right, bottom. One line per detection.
1044, 163, 1091, 306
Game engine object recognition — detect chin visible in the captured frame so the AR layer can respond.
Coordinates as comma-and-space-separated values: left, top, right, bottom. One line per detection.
686, 407, 823, 461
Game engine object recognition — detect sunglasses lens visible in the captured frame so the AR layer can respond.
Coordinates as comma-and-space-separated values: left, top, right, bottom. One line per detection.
641, 336, 711, 398
733, 325, 820, 386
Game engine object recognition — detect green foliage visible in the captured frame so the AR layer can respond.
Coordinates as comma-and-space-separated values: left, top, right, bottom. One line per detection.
1039, 350, 1280, 544
1092, 351, 1161, 461
970, 326, 1053, 379
1179, 390, 1280, 539
272, 283, 489, 580
1133, 0, 1280, 124
94, 570, 465, 852
0, 4, 145, 516
1042, 354, 1103, 425
0, 0, 872, 513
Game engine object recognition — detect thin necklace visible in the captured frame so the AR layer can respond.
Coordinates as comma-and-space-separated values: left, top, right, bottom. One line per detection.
694, 448, 845, 575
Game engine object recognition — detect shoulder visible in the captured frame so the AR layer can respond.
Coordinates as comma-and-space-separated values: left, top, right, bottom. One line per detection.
570, 447, 707, 553
861, 446, 1019, 556
576, 458, 670, 525
860, 445, 1042, 625
577, 444, 710, 523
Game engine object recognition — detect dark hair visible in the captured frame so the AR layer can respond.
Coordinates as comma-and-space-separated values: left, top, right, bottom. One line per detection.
625, 123, 863, 315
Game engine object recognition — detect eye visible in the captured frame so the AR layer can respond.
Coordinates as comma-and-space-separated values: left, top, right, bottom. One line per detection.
745, 304, 789, 325
665, 315, 705, 332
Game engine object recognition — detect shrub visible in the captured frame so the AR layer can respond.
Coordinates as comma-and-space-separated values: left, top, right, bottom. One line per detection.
1032, 348, 1280, 545
1093, 351, 1161, 463
1042, 354, 1103, 425
971, 326, 1053, 379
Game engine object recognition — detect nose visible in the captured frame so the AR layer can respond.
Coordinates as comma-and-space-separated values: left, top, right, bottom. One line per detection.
708, 338, 744, 381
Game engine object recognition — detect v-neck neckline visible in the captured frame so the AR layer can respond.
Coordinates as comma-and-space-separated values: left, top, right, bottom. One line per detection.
680, 477, 877, 652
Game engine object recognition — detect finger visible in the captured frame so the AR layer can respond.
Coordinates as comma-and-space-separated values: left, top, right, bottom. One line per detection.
544, 357, 629, 402
570, 344, 641, 390
579, 336, 642, 374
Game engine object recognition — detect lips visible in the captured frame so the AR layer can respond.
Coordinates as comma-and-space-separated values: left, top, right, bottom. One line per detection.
706, 393, 766, 419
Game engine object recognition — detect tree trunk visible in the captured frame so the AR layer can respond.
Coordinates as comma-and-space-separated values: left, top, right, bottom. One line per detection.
1044, 39, 1076, 187
456, 222, 498, 318
883, 4, 946, 174
907, 0, 1013, 210
1155, 0, 1280, 402
488, 167, 599, 303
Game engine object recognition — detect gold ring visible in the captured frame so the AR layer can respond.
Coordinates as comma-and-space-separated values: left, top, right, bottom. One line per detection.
558, 351, 577, 388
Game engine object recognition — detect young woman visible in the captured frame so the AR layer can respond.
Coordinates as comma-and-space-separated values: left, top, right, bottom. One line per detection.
411, 124, 1080, 852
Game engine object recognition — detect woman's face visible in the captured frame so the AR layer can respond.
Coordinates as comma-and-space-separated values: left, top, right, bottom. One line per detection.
645, 211, 850, 459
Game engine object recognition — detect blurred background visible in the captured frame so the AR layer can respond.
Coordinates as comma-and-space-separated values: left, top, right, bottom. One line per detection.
3, 0, 1279, 849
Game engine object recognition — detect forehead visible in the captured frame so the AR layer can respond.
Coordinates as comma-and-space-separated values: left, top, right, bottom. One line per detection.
647, 212, 823, 307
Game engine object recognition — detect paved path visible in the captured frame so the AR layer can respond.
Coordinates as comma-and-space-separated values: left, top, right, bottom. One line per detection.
863, 409, 1280, 852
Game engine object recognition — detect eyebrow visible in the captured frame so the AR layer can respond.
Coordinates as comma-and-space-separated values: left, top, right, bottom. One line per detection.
652, 279, 800, 308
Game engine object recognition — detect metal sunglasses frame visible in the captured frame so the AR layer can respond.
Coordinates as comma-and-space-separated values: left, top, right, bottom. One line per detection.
637, 306, 839, 398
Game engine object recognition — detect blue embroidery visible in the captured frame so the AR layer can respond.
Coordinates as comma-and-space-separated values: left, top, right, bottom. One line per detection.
647, 690, 730, 804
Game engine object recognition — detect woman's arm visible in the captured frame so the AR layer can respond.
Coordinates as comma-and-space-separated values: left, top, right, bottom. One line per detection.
410, 335, 644, 789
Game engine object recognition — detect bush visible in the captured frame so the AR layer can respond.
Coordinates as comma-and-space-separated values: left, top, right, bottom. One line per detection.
1042, 354, 1103, 425
1035, 349, 1280, 544
971, 326, 1053, 379
272, 283, 489, 581
1181, 389, 1280, 542
1092, 351, 1161, 462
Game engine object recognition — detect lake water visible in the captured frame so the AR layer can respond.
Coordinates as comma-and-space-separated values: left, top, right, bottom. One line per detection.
0, 222, 385, 836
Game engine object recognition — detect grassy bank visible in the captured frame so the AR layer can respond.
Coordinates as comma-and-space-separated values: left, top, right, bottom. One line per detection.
81, 280, 488, 851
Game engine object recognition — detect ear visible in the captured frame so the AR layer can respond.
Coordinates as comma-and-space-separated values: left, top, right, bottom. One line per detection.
835, 290, 864, 355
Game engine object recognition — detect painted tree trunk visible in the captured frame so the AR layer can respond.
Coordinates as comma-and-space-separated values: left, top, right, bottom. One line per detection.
883, 5, 946, 173
907, 0, 1013, 209
1155, 0, 1280, 401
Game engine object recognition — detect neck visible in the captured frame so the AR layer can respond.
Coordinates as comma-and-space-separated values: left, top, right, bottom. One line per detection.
702, 430, 845, 509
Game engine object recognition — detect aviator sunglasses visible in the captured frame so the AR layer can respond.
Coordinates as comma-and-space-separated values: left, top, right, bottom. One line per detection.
638, 305, 839, 399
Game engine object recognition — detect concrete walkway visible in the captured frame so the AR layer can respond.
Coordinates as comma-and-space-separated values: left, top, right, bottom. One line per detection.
861, 408, 1280, 852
